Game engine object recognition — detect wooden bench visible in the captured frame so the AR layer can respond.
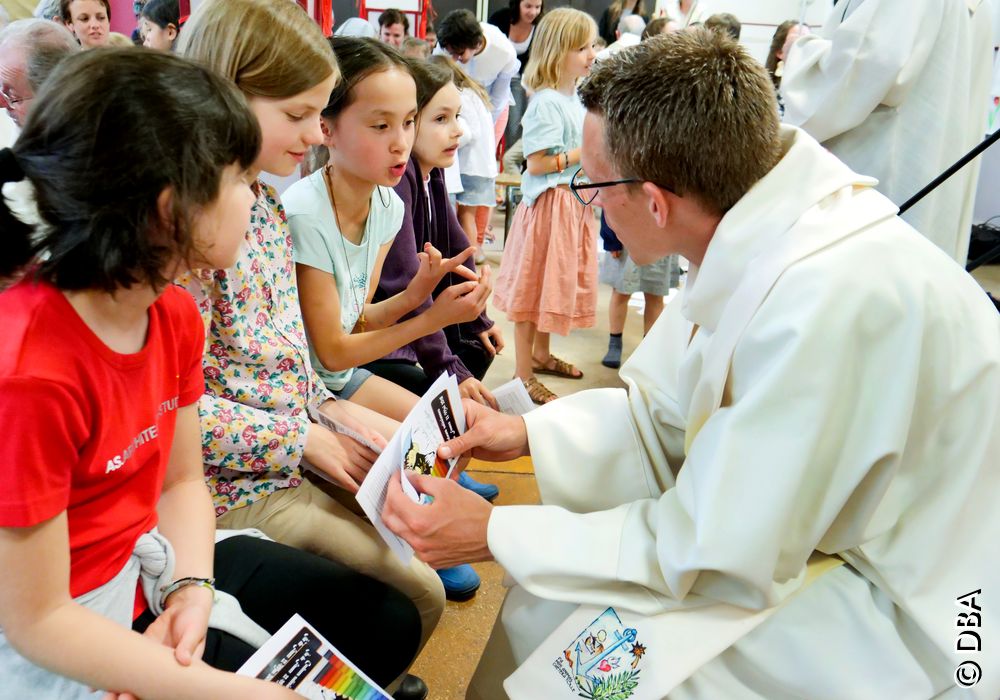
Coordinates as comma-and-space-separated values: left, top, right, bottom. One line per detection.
495, 171, 522, 244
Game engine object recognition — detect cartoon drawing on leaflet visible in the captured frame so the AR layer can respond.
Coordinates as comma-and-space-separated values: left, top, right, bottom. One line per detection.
554, 607, 646, 700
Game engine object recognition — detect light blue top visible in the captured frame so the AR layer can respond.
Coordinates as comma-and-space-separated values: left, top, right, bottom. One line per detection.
520, 88, 586, 206
283, 169, 403, 391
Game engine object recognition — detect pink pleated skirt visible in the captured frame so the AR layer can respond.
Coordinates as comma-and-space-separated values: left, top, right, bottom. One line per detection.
493, 187, 598, 335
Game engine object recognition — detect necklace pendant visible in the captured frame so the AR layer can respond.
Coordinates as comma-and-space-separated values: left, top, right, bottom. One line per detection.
357, 313, 367, 333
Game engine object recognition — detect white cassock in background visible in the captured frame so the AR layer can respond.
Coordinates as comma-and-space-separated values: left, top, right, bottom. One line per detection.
780, 0, 994, 265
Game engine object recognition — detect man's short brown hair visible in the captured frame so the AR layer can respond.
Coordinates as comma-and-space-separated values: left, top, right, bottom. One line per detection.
578, 28, 781, 214
379, 8, 410, 32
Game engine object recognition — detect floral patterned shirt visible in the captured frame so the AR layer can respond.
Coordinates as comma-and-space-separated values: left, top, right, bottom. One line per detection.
177, 182, 333, 515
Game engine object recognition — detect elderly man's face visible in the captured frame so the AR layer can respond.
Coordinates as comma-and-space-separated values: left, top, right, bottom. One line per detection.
580, 111, 675, 265
0, 44, 33, 128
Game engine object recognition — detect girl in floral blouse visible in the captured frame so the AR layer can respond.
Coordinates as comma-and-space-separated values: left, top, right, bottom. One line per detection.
175, 1, 443, 694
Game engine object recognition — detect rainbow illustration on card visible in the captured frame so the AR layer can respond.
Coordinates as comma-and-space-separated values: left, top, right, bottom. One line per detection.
312, 650, 391, 700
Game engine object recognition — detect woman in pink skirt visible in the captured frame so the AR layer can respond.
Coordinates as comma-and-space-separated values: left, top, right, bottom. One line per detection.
493, 7, 599, 403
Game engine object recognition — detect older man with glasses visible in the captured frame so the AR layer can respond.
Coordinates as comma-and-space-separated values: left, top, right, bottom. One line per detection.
382, 27, 1000, 700
0, 19, 77, 131
0, 18, 78, 226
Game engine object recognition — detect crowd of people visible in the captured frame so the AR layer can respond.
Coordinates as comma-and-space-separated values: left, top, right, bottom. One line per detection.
0, 0, 998, 699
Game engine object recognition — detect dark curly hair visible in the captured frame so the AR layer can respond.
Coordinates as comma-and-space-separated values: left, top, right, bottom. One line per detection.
0, 48, 261, 291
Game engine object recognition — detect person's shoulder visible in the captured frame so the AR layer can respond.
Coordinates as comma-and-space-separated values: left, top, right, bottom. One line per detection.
281, 169, 325, 218
0, 278, 56, 375
482, 21, 516, 55
488, 8, 511, 30
154, 285, 204, 351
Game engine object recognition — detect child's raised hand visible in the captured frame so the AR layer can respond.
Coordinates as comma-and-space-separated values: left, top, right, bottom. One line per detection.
407, 243, 479, 303
428, 265, 492, 328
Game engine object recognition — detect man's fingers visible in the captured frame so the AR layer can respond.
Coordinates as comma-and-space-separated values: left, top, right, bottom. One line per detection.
383, 473, 418, 535
438, 430, 479, 459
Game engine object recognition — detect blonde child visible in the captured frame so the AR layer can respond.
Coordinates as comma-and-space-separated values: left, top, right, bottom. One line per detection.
493, 8, 598, 403
285, 38, 491, 602
176, 5, 438, 697
0, 48, 419, 699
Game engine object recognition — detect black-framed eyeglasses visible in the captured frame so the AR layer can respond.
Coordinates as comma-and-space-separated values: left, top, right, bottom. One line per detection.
569, 167, 640, 206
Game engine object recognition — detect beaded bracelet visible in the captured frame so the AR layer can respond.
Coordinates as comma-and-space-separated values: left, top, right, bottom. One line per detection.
160, 576, 216, 608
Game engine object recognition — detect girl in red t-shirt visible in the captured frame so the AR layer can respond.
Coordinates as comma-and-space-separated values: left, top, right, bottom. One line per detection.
0, 49, 420, 699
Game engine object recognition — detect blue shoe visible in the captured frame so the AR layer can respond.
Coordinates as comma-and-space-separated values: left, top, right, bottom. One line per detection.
437, 564, 480, 602
458, 471, 500, 502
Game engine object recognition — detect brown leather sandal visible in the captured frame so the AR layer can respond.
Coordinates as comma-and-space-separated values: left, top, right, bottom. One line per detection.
523, 377, 558, 404
532, 355, 584, 380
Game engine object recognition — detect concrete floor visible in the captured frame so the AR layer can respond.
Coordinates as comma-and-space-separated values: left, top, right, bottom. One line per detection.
409, 216, 1000, 699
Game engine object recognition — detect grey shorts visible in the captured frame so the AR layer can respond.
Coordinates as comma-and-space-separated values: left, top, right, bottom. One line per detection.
331, 367, 373, 400
457, 174, 496, 207
599, 252, 679, 296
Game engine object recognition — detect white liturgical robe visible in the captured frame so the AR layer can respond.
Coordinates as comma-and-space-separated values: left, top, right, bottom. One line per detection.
780, 0, 994, 265
482, 127, 1000, 699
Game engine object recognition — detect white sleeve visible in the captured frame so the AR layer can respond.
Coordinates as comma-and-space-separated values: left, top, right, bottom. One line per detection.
781, 0, 943, 143
489, 266, 923, 615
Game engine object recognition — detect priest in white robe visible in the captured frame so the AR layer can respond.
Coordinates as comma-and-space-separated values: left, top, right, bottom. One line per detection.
780, 0, 994, 265
383, 29, 1000, 700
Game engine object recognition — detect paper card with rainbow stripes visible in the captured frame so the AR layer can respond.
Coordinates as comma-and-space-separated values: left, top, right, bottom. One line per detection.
237, 614, 391, 700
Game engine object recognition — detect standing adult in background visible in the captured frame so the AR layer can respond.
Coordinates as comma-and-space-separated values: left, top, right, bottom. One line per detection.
781, 0, 994, 265
596, 13, 644, 60
378, 8, 409, 48
597, 0, 648, 47
435, 9, 520, 134
59, 0, 110, 48
655, 0, 706, 26
488, 0, 544, 73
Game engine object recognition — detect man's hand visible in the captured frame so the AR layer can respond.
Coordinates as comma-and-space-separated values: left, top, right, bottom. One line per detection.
459, 377, 498, 410
438, 399, 529, 462
478, 326, 505, 356
303, 422, 379, 493
383, 472, 493, 568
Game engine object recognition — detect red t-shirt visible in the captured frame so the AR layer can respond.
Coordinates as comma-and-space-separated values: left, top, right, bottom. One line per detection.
0, 278, 204, 606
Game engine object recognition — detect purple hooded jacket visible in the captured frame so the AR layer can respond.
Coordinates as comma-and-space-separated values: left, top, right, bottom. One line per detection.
372, 158, 494, 382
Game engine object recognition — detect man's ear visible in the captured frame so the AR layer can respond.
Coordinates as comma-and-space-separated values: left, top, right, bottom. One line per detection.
642, 181, 671, 228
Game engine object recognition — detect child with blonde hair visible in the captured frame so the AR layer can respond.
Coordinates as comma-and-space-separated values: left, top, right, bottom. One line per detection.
493, 7, 598, 403
177, 4, 436, 697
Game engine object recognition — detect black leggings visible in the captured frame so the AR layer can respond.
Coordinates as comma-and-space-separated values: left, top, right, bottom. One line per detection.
133, 536, 421, 688
363, 336, 495, 396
